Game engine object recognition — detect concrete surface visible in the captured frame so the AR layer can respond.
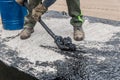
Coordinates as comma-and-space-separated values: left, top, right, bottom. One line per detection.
81, 0, 120, 21
49, 0, 120, 21
0, 11, 120, 80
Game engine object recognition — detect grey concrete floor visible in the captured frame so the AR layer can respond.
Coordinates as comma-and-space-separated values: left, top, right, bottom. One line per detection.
0, 11, 120, 80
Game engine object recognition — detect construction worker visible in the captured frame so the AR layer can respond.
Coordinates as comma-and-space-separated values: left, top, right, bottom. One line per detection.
16, 0, 85, 41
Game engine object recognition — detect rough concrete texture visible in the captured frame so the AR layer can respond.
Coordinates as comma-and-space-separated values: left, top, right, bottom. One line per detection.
0, 11, 120, 80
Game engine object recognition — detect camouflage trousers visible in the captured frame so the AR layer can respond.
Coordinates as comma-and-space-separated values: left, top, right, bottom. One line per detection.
25, 0, 84, 28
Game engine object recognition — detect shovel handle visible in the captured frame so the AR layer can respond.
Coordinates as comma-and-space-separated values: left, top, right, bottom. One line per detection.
39, 19, 56, 39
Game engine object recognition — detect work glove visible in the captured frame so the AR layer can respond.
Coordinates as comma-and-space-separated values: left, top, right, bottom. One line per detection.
32, 4, 48, 21
15, 0, 24, 5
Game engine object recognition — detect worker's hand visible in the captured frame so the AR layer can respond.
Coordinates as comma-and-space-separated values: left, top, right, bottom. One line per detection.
15, 0, 24, 5
32, 4, 47, 21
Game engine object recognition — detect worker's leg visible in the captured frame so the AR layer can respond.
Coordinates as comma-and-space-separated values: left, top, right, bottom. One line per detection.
66, 0, 85, 41
20, 0, 41, 39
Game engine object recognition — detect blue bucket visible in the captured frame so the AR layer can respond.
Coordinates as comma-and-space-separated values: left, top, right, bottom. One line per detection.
0, 0, 27, 30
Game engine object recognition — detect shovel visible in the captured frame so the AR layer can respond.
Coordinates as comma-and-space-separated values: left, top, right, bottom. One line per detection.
23, 1, 76, 51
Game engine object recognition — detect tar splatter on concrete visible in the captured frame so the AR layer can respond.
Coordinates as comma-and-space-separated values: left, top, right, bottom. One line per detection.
0, 12, 120, 80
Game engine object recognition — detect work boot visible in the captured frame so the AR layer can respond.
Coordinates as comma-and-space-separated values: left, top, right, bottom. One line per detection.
32, 4, 48, 21
73, 26, 85, 41
20, 27, 34, 40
